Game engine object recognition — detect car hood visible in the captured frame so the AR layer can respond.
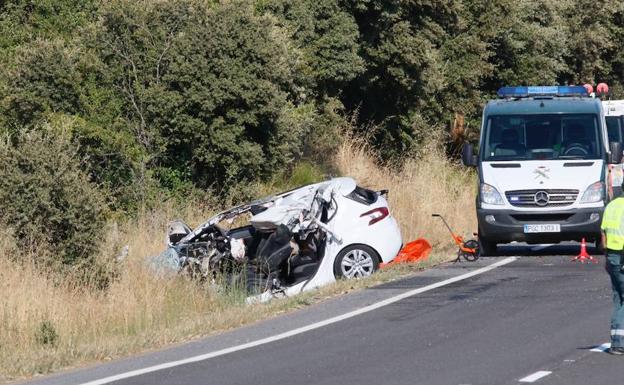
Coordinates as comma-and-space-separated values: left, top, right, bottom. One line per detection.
177, 177, 358, 244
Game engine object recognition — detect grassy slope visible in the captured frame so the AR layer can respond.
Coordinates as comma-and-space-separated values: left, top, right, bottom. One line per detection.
0, 139, 476, 382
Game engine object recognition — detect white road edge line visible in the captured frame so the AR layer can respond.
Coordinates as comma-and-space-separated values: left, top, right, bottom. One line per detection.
519, 371, 552, 383
590, 342, 611, 352
77, 257, 517, 385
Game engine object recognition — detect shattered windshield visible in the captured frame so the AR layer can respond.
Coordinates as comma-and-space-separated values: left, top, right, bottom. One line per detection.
482, 114, 603, 161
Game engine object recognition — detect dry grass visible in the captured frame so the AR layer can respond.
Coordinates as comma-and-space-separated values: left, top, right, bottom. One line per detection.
335, 134, 477, 248
0, 137, 476, 382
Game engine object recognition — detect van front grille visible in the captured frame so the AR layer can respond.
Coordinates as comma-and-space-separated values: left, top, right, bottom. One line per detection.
505, 189, 579, 208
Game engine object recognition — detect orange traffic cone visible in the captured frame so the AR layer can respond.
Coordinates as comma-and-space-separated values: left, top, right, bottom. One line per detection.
571, 238, 597, 263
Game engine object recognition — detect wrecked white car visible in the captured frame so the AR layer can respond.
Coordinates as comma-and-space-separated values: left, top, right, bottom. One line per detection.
153, 177, 402, 302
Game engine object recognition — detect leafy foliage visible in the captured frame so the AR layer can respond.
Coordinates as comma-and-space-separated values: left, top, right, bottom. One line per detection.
259, 0, 365, 98
0, 125, 108, 266
1, 0, 624, 266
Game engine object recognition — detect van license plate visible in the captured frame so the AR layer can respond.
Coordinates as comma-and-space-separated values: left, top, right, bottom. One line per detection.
524, 224, 561, 233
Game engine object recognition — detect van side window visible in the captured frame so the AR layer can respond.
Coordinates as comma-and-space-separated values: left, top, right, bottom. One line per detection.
607, 116, 622, 143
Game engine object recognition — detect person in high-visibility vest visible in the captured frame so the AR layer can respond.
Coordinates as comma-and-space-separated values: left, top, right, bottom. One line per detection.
601, 181, 624, 355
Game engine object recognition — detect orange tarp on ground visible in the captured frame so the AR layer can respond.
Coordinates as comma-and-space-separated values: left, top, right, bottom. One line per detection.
381, 239, 431, 267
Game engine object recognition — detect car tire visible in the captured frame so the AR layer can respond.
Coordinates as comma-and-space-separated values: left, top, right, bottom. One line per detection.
334, 245, 380, 279
478, 236, 497, 256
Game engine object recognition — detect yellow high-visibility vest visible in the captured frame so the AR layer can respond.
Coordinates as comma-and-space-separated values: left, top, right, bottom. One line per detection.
601, 197, 624, 250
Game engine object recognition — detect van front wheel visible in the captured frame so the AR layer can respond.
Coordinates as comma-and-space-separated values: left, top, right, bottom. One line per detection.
478, 236, 497, 256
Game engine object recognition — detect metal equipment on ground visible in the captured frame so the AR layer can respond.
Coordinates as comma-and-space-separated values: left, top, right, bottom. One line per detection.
432, 214, 479, 262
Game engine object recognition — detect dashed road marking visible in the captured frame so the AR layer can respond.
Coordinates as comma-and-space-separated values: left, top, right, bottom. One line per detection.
519, 371, 552, 383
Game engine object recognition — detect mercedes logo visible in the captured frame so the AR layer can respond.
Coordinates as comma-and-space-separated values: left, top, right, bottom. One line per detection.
534, 191, 550, 207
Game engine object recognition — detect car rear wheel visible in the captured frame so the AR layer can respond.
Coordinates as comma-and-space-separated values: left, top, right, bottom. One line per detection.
334, 245, 380, 279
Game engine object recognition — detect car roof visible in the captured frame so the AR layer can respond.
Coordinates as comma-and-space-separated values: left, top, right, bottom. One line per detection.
485, 97, 603, 116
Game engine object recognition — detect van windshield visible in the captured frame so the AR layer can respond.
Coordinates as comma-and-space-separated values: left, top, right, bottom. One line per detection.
483, 114, 603, 161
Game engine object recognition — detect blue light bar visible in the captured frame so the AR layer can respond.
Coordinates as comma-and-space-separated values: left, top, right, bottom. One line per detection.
497, 86, 589, 98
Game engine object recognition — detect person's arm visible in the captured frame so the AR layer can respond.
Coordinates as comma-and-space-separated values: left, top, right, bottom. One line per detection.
602, 230, 609, 272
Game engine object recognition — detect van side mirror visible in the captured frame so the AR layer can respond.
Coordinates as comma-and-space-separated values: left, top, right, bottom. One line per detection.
462, 143, 477, 167
609, 141, 622, 164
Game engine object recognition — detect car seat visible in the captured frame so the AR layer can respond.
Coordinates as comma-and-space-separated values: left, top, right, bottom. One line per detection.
254, 224, 293, 275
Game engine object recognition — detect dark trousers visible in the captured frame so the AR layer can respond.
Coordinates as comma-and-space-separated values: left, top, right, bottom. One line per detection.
606, 252, 624, 348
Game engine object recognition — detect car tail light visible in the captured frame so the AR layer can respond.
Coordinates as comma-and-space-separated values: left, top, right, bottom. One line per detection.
360, 207, 389, 225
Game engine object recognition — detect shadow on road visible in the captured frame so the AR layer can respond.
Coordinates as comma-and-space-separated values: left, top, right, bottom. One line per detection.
484, 241, 603, 258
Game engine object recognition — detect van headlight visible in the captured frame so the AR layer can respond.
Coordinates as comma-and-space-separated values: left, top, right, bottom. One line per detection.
580, 181, 604, 203
480, 183, 505, 205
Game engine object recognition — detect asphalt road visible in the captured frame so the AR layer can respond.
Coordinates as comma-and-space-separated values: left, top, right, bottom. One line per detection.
20, 244, 622, 385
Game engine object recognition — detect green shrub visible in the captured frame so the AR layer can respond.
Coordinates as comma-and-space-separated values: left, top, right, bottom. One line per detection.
0, 126, 108, 266
35, 319, 58, 347
285, 162, 326, 187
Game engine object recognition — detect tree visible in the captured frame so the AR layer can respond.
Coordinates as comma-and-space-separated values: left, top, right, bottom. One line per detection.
561, 0, 620, 85
259, 0, 365, 99
2, 38, 86, 128
157, 1, 300, 191
0, 124, 108, 266
89, 0, 315, 195
341, 0, 463, 154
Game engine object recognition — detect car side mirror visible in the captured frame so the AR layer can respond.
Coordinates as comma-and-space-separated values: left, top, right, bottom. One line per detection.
609, 141, 622, 164
462, 143, 477, 167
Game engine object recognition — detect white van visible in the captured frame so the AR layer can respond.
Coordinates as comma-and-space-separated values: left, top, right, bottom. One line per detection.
604, 100, 624, 197
462, 86, 623, 255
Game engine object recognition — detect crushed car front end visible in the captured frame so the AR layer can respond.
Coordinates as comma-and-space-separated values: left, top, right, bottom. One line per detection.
152, 177, 402, 301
